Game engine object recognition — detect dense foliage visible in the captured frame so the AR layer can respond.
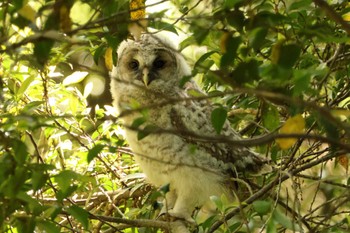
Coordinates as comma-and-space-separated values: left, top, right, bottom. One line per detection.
1, 0, 350, 232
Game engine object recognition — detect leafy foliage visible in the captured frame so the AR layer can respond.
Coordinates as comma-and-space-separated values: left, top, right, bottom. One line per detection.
1, 0, 350, 232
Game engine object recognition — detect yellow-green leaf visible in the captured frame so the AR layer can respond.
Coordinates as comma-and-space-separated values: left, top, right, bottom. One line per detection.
104, 47, 113, 71
276, 114, 305, 149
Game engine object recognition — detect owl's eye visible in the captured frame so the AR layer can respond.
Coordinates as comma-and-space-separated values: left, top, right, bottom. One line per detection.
128, 59, 139, 71
153, 58, 166, 70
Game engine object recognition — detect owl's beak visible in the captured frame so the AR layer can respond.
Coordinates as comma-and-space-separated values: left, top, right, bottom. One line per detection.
142, 67, 150, 86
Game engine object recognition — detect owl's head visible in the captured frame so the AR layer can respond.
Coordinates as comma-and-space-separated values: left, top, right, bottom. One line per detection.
112, 33, 191, 90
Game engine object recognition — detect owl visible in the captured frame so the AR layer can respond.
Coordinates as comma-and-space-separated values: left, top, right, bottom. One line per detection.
110, 33, 266, 223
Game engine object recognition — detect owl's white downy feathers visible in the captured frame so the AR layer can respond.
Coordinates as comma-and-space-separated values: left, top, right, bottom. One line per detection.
110, 33, 266, 222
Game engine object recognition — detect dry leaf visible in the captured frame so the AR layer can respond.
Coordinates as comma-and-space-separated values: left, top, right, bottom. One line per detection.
338, 155, 349, 172
130, 0, 146, 20
276, 114, 305, 150
129, 0, 147, 40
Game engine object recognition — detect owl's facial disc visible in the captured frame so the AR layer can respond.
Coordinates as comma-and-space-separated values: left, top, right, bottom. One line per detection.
121, 48, 175, 87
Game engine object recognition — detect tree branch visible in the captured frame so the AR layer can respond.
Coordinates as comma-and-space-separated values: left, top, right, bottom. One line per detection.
208, 150, 344, 232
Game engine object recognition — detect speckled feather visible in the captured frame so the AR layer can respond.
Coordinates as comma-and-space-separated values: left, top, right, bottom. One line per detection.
110, 33, 266, 222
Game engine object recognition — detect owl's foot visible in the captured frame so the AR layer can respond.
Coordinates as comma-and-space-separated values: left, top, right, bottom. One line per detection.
157, 210, 195, 224
167, 210, 195, 224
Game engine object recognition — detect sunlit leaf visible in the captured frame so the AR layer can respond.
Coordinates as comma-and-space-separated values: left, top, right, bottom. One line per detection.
70, 2, 94, 25
62, 71, 88, 85
104, 47, 114, 71
17, 76, 35, 98
18, 4, 36, 23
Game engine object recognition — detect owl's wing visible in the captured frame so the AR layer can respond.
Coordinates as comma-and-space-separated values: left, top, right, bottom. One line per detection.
169, 91, 265, 173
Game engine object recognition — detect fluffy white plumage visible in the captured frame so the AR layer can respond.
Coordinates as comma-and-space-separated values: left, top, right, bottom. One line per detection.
110, 33, 265, 222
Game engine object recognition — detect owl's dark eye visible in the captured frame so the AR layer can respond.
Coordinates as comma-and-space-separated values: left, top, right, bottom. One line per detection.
128, 59, 139, 71
153, 58, 166, 70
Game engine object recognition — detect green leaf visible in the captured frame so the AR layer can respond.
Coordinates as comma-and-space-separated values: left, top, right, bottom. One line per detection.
93, 45, 106, 65
56, 185, 78, 202
66, 205, 89, 229
22, 101, 44, 113
159, 183, 170, 194
31, 170, 49, 191
87, 144, 104, 163
149, 20, 178, 35
288, 0, 313, 12
45, 206, 62, 220
180, 36, 197, 50
231, 59, 260, 85
220, 36, 241, 68
227, 222, 242, 232
224, 0, 244, 9
210, 195, 223, 212
17, 75, 34, 98
277, 44, 301, 69
131, 117, 147, 128
192, 26, 209, 44
273, 209, 301, 231
194, 51, 217, 74
137, 124, 158, 140
253, 200, 272, 216
17, 192, 43, 215
54, 170, 80, 193
33, 39, 54, 67
179, 75, 192, 88
13, 0, 24, 9
211, 107, 227, 134
248, 27, 268, 50
12, 139, 28, 164
266, 218, 277, 233
262, 104, 280, 131
226, 9, 245, 31
37, 221, 60, 233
